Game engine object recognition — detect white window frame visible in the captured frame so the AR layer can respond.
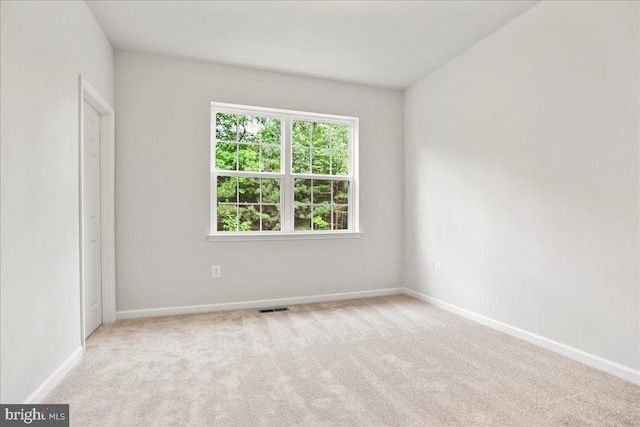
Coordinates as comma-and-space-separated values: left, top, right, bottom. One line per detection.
208, 102, 361, 241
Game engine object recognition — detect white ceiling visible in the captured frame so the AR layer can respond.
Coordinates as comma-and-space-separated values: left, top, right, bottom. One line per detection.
87, 0, 539, 89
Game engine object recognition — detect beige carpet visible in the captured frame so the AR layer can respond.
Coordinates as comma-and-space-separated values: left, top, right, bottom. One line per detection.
45, 295, 639, 426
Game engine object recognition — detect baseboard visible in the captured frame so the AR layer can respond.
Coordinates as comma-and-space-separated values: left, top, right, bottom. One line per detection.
118, 286, 639, 384
117, 287, 404, 320
23, 346, 83, 404
402, 288, 640, 385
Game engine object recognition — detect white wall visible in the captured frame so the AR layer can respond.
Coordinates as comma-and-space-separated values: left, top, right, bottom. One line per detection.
0, 1, 114, 403
404, 1, 639, 371
114, 52, 403, 312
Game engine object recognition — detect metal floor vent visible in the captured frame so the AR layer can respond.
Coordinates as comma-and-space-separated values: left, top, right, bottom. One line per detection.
258, 306, 289, 313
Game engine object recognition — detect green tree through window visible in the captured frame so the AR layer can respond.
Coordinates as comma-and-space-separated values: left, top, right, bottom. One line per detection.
212, 104, 357, 234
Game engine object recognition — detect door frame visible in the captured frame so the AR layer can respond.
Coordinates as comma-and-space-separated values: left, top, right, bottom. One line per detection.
78, 75, 116, 351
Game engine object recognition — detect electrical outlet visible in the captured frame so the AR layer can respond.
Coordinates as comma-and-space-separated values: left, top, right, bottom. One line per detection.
212, 265, 221, 277
435, 263, 441, 274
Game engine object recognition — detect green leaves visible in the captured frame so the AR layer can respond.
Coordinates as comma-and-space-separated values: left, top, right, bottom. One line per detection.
216, 177, 281, 232
215, 113, 282, 173
214, 112, 351, 233
238, 145, 260, 172
216, 113, 236, 142
291, 121, 348, 175
261, 145, 280, 173
332, 124, 349, 150
292, 121, 311, 147
293, 179, 349, 231
215, 144, 236, 170
312, 123, 331, 148
216, 143, 281, 173
217, 176, 237, 203
216, 113, 281, 144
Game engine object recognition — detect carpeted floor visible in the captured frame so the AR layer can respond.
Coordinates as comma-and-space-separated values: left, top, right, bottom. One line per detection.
45, 295, 639, 426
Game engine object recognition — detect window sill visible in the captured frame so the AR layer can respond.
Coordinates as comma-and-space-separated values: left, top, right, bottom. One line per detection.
207, 231, 363, 242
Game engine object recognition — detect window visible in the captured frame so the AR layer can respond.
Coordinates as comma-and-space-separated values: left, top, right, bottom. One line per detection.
209, 102, 360, 240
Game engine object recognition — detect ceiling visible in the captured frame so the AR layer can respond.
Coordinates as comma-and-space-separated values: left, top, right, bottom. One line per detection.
87, 0, 539, 89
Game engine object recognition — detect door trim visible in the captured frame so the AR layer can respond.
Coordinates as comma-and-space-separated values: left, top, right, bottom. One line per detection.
79, 76, 116, 351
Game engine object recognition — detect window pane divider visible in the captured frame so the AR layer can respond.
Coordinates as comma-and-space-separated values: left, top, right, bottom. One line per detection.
216, 170, 284, 178
291, 173, 352, 180
207, 231, 363, 242
283, 116, 293, 232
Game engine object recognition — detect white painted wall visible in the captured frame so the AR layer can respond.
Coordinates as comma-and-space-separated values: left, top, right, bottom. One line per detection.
114, 52, 403, 312
404, 1, 639, 371
1, 1, 114, 403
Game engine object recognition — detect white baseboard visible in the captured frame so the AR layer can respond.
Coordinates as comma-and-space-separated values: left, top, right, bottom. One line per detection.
18, 288, 636, 406
117, 287, 404, 320
402, 288, 640, 385
117, 286, 639, 384
23, 346, 83, 404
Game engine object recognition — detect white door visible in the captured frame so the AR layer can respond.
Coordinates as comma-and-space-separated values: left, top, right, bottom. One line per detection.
83, 100, 102, 338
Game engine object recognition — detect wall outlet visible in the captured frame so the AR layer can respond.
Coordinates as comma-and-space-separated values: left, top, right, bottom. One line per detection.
212, 265, 221, 277
435, 263, 441, 274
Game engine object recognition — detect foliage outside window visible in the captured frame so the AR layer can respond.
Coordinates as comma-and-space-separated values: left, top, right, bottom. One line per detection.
210, 102, 358, 236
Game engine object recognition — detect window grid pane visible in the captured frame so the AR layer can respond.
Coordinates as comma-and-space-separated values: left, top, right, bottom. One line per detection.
292, 121, 349, 176
293, 178, 349, 232
216, 176, 281, 232
216, 113, 282, 173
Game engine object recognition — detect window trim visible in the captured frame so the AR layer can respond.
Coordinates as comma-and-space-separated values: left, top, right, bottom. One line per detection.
206, 231, 363, 242
208, 102, 360, 239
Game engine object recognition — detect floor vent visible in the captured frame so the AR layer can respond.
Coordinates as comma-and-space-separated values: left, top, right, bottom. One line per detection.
258, 306, 289, 313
